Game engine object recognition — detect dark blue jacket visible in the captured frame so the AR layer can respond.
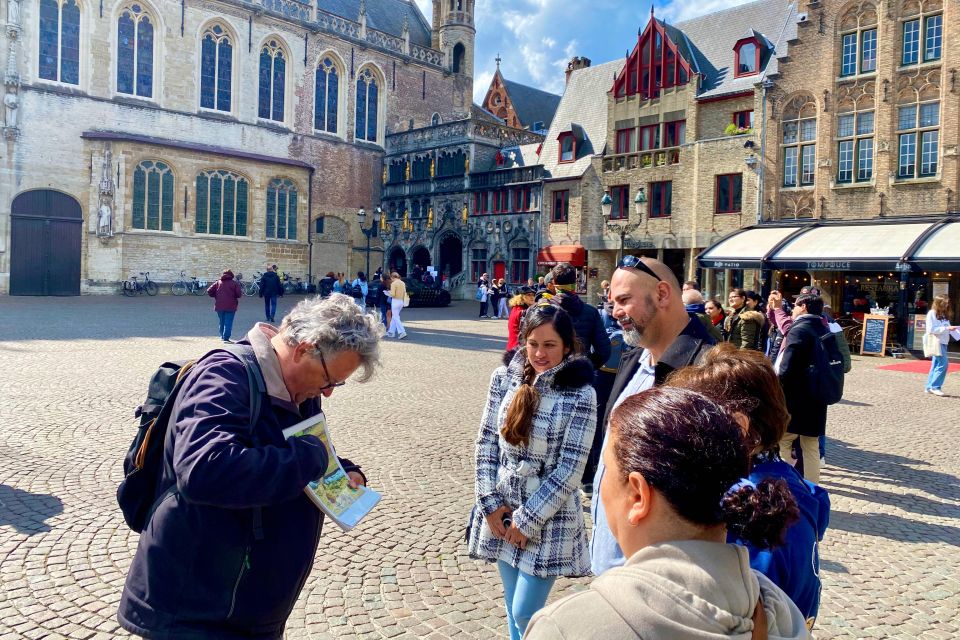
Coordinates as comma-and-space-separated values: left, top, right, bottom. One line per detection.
729, 457, 830, 624
118, 349, 362, 639
557, 293, 612, 370
259, 270, 284, 298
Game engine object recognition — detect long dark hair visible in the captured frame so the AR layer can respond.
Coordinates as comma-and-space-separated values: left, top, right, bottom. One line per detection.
610, 387, 798, 548
501, 303, 580, 447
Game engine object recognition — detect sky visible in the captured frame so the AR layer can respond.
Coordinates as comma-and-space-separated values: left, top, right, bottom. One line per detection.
412, 0, 756, 103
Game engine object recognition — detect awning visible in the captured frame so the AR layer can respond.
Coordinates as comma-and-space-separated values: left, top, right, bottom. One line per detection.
698, 217, 960, 272
537, 245, 586, 267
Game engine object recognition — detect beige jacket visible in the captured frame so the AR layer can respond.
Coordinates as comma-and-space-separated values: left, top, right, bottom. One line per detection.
525, 540, 810, 640
388, 278, 406, 301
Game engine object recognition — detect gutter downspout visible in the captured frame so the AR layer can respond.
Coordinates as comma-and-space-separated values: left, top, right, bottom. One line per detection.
307, 166, 315, 286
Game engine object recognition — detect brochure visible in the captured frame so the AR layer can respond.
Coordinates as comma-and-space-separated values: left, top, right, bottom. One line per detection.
282, 412, 381, 531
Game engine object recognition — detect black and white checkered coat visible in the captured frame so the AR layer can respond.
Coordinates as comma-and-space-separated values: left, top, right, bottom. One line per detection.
467, 350, 597, 578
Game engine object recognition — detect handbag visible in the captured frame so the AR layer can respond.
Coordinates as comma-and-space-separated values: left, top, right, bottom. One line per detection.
475, 287, 484, 301
923, 332, 941, 358
403, 293, 410, 308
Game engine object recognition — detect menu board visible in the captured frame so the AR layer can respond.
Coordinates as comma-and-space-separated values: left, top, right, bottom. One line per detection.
860, 314, 890, 357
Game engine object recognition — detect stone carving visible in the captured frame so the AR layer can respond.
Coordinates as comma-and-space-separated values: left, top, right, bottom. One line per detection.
7, 0, 20, 26
836, 79, 876, 111
3, 91, 17, 128
778, 191, 816, 220
97, 148, 115, 237
895, 67, 941, 103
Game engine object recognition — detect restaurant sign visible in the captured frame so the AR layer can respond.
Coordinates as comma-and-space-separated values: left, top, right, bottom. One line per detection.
707, 261, 743, 269
806, 261, 851, 270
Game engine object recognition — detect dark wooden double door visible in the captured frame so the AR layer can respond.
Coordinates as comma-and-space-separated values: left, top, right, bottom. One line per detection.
10, 190, 83, 296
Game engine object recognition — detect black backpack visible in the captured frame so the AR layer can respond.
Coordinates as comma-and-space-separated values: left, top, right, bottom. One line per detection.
351, 282, 364, 298
808, 331, 845, 405
117, 345, 265, 533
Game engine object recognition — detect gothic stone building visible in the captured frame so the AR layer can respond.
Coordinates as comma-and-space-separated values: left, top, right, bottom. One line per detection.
0, 0, 476, 295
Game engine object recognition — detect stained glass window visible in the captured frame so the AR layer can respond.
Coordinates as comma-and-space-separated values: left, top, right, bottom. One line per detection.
258, 41, 285, 121
195, 170, 248, 235
200, 25, 232, 111
117, 5, 153, 97
38, 0, 80, 84
314, 57, 339, 133
132, 161, 174, 231
266, 179, 298, 240
355, 68, 380, 143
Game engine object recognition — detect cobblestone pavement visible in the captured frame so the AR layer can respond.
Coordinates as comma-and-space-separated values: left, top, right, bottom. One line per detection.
0, 295, 958, 640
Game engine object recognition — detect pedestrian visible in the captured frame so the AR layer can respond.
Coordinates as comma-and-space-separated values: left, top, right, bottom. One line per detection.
682, 279, 699, 292
318, 272, 336, 297
385, 271, 407, 339
591, 256, 716, 576
667, 343, 831, 626
258, 265, 284, 323
378, 274, 392, 329
725, 287, 765, 351
597, 280, 611, 311
924, 294, 959, 396
525, 387, 808, 640
527, 278, 536, 288
744, 290, 770, 351
506, 285, 535, 351
535, 272, 556, 302
682, 289, 722, 342
206, 269, 243, 343
489, 279, 502, 319
118, 295, 383, 639
467, 303, 597, 640
704, 298, 726, 335
536, 276, 545, 292
776, 293, 830, 483
766, 290, 792, 362
497, 279, 510, 319
350, 271, 369, 310
334, 273, 347, 295
478, 277, 490, 318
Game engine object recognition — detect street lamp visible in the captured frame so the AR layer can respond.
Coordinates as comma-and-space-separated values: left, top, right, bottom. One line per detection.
357, 206, 382, 277
602, 190, 636, 263
634, 187, 647, 215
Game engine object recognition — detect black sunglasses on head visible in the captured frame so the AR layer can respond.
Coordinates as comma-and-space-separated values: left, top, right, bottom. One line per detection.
618, 255, 662, 281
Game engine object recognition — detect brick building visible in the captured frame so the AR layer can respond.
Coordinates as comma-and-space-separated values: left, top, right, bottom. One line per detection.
480, 58, 561, 134
0, 0, 475, 295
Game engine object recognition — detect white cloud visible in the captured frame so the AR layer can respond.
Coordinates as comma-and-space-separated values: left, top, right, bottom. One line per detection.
473, 69, 495, 103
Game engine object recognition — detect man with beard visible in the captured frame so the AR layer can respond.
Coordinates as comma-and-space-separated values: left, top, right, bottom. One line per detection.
589, 256, 717, 575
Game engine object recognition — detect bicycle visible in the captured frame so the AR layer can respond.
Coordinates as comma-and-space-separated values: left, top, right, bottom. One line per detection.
172, 271, 207, 295
122, 272, 158, 297
242, 271, 261, 297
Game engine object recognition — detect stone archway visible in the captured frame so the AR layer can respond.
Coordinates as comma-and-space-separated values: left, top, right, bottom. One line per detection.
10, 190, 83, 296
411, 246, 431, 272
388, 247, 407, 276
437, 233, 463, 277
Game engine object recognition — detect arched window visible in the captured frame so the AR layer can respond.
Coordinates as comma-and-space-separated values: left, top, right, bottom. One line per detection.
314, 56, 339, 133
781, 96, 817, 187
200, 25, 232, 112
453, 43, 465, 74
734, 39, 758, 77
355, 68, 380, 143
431, 112, 442, 126
39, 0, 80, 84
132, 161, 174, 230
258, 40, 286, 122
117, 4, 153, 97
195, 170, 248, 236
266, 179, 297, 240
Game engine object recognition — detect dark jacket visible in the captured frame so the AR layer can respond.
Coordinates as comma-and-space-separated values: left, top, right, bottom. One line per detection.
259, 270, 284, 298
603, 314, 716, 428
730, 456, 830, 623
778, 314, 830, 437
557, 293, 612, 370
207, 272, 243, 312
724, 307, 765, 351
118, 348, 363, 639
686, 303, 722, 343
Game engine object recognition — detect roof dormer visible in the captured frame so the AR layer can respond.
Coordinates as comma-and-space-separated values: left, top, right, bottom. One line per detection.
734, 31, 766, 78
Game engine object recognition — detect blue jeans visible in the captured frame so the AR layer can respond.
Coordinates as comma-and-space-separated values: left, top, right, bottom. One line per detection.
263, 295, 278, 322
497, 561, 556, 640
926, 349, 948, 391
217, 311, 236, 341
379, 304, 390, 327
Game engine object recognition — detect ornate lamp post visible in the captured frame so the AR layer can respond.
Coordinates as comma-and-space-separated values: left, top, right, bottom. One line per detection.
357, 206, 382, 277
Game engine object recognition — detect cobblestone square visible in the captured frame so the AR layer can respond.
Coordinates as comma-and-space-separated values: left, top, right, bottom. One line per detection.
0, 295, 958, 639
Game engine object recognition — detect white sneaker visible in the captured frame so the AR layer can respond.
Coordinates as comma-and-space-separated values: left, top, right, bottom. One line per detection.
385, 333, 396, 338
397, 332, 407, 340
930, 389, 945, 396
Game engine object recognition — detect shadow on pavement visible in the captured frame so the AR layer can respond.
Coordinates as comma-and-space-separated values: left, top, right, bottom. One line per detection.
824, 480, 958, 519
828, 511, 960, 545
0, 485, 63, 536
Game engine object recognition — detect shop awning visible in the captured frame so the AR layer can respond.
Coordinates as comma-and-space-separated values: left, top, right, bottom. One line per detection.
698, 226, 804, 269
910, 221, 960, 270
766, 222, 935, 271
537, 245, 586, 267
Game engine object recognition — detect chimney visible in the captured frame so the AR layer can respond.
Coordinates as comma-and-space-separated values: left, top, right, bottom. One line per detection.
565, 56, 592, 84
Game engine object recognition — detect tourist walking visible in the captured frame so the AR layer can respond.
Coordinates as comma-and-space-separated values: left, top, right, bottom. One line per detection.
525, 387, 808, 639
725, 288, 765, 351
497, 279, 510, 319
506, 285, 535, 351
667, 343, 831, 626
118, 295, 382, 639
467, 303, 597, 640
924, 294, 959, 396
206, 270, 243, 343
350, 271, 369, 310
377, 274, 392, 328
478, 278, 491, 318
704, 298, 726, 337
385, 272, 408, 339
591, 256, 716, 576
489, 279, 503, 319
258, 265, 284, 323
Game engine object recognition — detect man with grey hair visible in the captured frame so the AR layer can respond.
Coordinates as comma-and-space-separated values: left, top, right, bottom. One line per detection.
119, 294, 383, 639
682, 288, 722, 342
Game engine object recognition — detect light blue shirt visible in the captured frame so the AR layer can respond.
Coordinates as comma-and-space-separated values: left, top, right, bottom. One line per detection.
590, 349, 655, 576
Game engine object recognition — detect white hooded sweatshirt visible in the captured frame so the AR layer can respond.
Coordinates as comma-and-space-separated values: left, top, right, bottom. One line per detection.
526, 540, 810, 639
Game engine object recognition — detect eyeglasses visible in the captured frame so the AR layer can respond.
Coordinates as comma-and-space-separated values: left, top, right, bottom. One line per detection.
316, 350, 346, 392
618, 255, 663, 282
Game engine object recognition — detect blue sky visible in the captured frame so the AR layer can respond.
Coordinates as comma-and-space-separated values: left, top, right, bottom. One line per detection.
413, 0, 755, 102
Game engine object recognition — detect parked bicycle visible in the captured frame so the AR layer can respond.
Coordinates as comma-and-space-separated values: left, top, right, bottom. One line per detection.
122, 272, 158, 297
241, 271, 262, 297
171, 271, 207, 296
281, 272, 307, 295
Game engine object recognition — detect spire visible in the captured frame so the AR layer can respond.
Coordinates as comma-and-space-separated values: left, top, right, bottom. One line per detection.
495, 53, 501, 70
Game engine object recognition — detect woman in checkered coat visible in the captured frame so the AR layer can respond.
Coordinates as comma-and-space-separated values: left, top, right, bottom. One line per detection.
467, 303, 597, 640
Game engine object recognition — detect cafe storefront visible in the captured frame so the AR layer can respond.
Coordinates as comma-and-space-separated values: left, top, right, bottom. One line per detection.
698, 216, 960, 354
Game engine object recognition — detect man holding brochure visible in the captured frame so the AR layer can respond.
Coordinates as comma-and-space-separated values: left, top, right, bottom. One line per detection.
119, 294, 384, 639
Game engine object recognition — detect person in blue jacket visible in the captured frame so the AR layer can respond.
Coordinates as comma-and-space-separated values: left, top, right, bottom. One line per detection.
118, 294, 384, 639
667, 342, 830, 630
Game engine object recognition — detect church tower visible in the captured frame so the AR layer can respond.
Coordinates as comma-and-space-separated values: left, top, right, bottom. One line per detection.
432, 0, 475, 80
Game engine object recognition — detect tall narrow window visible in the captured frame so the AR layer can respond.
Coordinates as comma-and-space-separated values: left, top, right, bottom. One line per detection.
840, 28, 876, 76
897, 101, 939, 179
558, 133, 575, 162
117, 5, 153, 97
734, 40, 758, 77
902, 19, 920, 65
266, 179, 298, 240
610, 185, 629, 220
511, 247, 530, 284
664, 120, 685, 147
715, 174, 742, 213
471, 247, 487, 283
552, 190, 569, 222
258, 41, 285, 122
131, 161, 174, 231
781, 98, 817, 187
200, 25, 232, 112
453, 43, 465, 74
615, 128, 635, 154
39, 0, 80, 84
903, 12, 942, 65
639, 124, 660, 151
836, 109, 874, 184
355, 68, 379, 143
195, 170, 248, 236
648, 181, 672, 218
314, 57, 339, 133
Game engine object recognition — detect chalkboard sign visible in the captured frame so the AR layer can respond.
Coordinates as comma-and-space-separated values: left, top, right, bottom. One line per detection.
860, 314, 890, 357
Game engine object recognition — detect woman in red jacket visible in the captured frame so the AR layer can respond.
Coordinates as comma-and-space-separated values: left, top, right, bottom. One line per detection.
207, 270, 243, 343
506, 286, 536, 350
